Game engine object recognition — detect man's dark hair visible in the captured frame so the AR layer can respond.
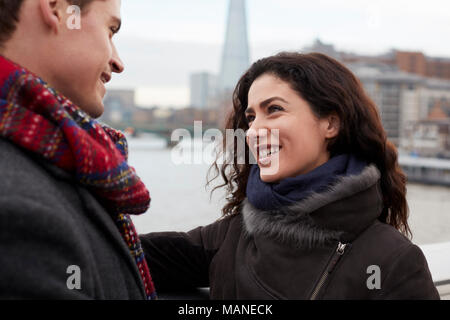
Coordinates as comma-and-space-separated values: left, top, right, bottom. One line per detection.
0, 0, 96, 46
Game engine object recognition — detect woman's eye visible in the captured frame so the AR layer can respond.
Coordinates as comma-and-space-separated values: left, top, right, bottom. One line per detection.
268, 105, 283, 113
245, 115, 255, 123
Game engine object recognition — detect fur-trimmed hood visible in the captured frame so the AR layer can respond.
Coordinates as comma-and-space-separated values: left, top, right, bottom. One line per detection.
242, 164, 383, 249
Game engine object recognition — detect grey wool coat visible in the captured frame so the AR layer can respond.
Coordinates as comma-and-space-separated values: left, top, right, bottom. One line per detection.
0, 138, 147, 299
141, 164, 440, 300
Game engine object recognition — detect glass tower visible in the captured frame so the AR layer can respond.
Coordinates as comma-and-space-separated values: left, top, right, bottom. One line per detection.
218, 0, 250, 92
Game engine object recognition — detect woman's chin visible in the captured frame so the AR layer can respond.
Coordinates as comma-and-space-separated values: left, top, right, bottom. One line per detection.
259, 171, 281, 183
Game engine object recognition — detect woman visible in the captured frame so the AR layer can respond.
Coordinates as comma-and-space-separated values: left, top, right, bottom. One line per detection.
140, 52, 439, 299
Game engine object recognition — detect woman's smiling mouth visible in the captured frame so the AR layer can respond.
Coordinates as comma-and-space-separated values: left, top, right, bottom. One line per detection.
255, 144, 282, 166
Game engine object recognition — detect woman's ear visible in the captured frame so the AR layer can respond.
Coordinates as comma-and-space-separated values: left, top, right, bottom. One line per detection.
39, 0, 63, 34
324, 113, 340, 139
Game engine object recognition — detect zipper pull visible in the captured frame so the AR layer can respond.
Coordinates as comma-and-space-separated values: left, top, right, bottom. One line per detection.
337, 242, 347, 255
327, 242, 348, 274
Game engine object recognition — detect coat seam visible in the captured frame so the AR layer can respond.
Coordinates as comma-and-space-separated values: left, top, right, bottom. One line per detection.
244, 244, 286, 300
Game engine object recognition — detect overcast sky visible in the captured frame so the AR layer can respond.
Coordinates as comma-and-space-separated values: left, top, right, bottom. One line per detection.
107, 0, 450, 108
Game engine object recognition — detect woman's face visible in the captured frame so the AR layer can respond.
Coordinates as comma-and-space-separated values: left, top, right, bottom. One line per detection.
245, 74, 339, 183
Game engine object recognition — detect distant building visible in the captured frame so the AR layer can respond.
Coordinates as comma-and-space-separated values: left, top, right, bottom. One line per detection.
303, 39, 450, 81
101, 89, 136, 125
421, 80, 450, 119
189, 72, 217, 109
428, 99, 450, 120
132, 107, 155, 126
394, 51, 428, 77
218, 0, 250, 93
302, 38, 340, 60
350, 64, 450, 148
167, 107, 220, 128
394, 51, 450, 81
405, 100, 450, 158
409, 119, 450, 158
302, 38, 394, 66
352, 64, 421, 146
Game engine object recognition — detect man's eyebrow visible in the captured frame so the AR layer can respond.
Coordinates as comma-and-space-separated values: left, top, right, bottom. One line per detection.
111, 16, 122, 33
245, 96, 288, 113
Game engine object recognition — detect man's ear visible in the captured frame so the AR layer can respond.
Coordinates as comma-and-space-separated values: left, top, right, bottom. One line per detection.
324, 113, 341, 139
39, 0, 63, 33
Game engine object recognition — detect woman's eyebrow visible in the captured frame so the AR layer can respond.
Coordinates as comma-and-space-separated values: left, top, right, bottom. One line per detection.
260, 96, 288, 107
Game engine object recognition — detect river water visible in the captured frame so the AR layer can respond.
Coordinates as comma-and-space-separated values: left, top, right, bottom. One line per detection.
127, 137, 450, 246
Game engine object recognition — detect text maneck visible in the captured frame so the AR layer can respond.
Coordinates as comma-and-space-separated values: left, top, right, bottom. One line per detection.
223, 304, 273, 315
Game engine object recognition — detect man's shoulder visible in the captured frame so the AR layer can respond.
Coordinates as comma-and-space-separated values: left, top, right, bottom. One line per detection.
0, 138, 78, 209
0, 138, 125, 244
0, 138, 52, 179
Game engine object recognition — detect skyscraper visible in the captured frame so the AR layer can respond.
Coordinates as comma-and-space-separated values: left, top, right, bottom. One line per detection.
218, 0, 250, 92
189, 72, 217, 109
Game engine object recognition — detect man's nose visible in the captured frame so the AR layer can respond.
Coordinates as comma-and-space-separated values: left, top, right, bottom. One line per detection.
110, 45, 124, 73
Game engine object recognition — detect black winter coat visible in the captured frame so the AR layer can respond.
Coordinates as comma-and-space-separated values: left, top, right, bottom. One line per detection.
141, 164, 439, 300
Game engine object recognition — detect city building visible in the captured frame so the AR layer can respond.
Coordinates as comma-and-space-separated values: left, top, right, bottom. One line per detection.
304, 39, 450, 81
409, 119, 450, 158
350, 64, 450, 148
132, 107, 155, 127
303, 38, 394, 66
218, 0, 250, 93
351, 64, 421, 146
404, 100, 450, 158
302, 39, 340, 60
101, 89, 136, 125
428, 99, 450, 120
102, 87, 221, 134
394, 51, 450, 81
189, 72, 217, 109
187, 0, 251, 116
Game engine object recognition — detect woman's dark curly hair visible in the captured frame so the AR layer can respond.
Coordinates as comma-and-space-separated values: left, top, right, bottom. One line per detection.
208, 51, 411, 238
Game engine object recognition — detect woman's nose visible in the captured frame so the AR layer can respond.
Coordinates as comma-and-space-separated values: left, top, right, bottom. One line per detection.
247, 122, 270, 146
247, 118, 280, 148
248, 115, 272, 135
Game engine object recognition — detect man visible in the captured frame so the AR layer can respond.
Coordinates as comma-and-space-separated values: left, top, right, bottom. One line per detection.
0, 0, 156, 299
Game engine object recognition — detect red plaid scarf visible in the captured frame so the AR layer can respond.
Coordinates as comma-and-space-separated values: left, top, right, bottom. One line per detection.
0, 56, 156, 299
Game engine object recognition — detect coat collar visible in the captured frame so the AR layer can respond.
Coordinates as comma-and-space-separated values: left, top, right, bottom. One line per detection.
242, 164, 383, 249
